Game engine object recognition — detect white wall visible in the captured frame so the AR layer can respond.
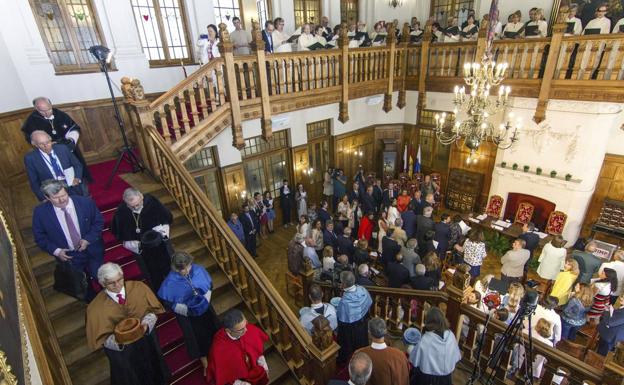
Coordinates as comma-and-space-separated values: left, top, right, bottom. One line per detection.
0, 31, 29, 112
213, 91, 419, 166
359, 0, 429, 31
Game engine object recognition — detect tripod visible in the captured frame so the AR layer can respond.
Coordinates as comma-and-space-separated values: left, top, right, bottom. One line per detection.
89, 45, 149, 188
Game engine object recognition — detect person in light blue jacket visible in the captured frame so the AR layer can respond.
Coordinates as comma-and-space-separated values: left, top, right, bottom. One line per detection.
336, 270, 373, 364
409, 307, 461, 385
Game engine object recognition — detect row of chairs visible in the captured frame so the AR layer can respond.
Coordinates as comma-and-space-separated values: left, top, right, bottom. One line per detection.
485, 195, 568, 235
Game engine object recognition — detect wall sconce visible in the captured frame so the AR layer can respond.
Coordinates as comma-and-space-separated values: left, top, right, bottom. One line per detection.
389, 0, 403, 8
466, 154, 479, 165
303, 167, 314, 175
355, 150, 364, 158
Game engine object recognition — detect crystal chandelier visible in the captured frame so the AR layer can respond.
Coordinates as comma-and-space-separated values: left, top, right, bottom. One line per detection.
434, 58, 521, 156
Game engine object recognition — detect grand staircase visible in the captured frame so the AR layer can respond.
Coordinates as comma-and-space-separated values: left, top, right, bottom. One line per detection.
19, 163, 298, 385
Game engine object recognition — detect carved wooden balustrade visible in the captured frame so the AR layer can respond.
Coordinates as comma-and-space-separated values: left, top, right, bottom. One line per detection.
123, 113, 340, 384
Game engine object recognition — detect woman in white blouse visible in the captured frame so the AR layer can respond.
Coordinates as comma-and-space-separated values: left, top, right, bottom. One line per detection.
272, 17, 291, 52
526, 8, 548, 38
196, 24, 220, 65
298, 24, 315, 51
314, 26, 327, 46
565, 4, 583, 36
503, 12, 524, 39
461, 15, 478, 41
337, 195, 350, 228
584, 5, 611, 34
458, 229, 487, 277
536, 235, 567, 281
386, 198, 400, 227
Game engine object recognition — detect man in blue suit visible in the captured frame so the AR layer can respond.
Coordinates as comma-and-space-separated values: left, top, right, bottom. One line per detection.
239, 203, 257, 257
262, 21, 274, 53
25, 130, 87, 201
32, 179, 104, 282
401, 208, 417, 239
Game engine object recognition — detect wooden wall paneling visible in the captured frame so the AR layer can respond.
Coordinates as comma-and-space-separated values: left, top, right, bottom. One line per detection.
0, 112, 33, 182
448, 139, 497, 211
374, 124, 404, 177
334, 127, 375, 183
581, 154, 624, 237
292, 145, 312, 198
222, 164, 246, 215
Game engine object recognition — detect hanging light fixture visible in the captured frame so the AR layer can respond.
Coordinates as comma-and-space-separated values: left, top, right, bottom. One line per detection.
388, 0, 403, 8
433, 0, 520, 156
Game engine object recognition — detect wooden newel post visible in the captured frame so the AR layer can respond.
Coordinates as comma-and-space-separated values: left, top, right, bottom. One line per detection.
383, 22, 397, 113
120, 77, 160, 178
397, 22, 410, 109
300, 259, 314, 306
475, 14, 490, 61
534, 5, 569, 124
603, 342, 624, 384
218, 23, 245, 149
417, 21, 432, 112
446, 280, 468, 337
250, 19, 273, 141
338, 23, 350, 123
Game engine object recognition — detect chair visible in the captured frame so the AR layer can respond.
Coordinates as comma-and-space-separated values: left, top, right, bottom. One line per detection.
546, 210, 567, 235
485, 195, 504, 218
514, 202, 535, 224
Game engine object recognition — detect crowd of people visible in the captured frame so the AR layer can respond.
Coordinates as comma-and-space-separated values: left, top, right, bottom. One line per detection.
195, 2, 624, 63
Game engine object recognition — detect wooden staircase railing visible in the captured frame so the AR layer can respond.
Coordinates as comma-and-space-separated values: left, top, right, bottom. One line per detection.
123, 102, 340, 384
0, 188, 72, 385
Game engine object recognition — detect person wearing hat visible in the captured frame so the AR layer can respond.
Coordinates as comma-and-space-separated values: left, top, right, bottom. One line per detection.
158, 251, 221, 372
355, 317, 410, 385
86, 262, 169, 385
403, 327, 422, 356
206, 309, 270, 385
111, 187, 173, 291
299, 284, 337, 335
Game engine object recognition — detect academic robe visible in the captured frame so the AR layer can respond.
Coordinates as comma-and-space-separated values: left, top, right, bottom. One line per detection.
85, 281, 168, 385
111, 194, 173, 290
158, 264, 220, 359
206, 324, 269, 385
21, 108, 92, 181
336, 285, 373, 363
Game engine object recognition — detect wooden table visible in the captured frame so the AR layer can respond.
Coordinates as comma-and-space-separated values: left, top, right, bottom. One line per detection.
460, 214, 554, 247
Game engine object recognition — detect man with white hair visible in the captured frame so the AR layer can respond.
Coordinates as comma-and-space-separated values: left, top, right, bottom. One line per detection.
573, 241, 603, 284
416, 206, 435, 256
21, 96, 91, 181
111, 187, 173, 290
24, 130, 87, 201
328, 351, 373, 385
287, 232, 306, 274
86, 262, 168, 385
356, 263, 376, 286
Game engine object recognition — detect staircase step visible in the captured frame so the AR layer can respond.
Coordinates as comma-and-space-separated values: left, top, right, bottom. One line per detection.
104, 244, 134, 264
157, 314, 185, 351
103, 209, 116, 228
212, 288, 243, 315
164, 343, 201, 379
46, 290, 79, 318
67, 351, 109, 385
52, 306, 86, 340
171, 365, 204, 385
267, 348, 291, 384
103, 229, 118, 248
121, 260, 144, 281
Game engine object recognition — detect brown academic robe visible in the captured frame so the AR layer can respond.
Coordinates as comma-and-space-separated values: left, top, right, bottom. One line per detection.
86, 280, 164, 349
356, 344, 410, 385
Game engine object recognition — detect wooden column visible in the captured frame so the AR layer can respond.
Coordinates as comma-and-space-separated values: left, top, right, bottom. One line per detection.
397, 23, 410, 109
383, 22, 397, 113
417, 21, 432, 112
533, 6, 569, 124
338, 23, 350, 123
250, 20, 273, 141
475, 15, 490, 62
218, 23, 245, 149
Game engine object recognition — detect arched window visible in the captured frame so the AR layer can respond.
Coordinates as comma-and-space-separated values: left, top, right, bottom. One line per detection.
29, 0, 107, 73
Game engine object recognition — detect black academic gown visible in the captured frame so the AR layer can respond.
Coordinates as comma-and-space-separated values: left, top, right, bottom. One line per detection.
21, 108, 92, 181
104, 331, 170, 385
111, 194, 173, 291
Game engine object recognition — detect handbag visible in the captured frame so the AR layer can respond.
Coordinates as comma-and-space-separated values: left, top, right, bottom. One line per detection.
53, 261, 87, 300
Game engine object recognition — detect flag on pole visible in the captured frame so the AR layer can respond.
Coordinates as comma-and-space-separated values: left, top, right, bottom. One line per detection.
414, 145, 421, 173
403, 144, 408, 172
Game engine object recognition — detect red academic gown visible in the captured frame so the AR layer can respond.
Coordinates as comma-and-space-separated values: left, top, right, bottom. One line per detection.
206, 324, 269, 385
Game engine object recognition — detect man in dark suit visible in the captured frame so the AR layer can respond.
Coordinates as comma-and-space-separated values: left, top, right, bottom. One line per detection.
239, 203, 257, 257
348, 181, 361, 203
381, 182, 398, 209
597, 303, 624, 356
401, 208, 417, 239
381, 228, 401, 267
372, 179, 383, 212
336, 227, 355, 262
573, 241, 603, 284
434, 213, 452, 258
262, 20, 274, 53
317, 201, 332, 228
32, 180, 104, 283
410, 264, 435, 290
323, 221, 338, 252
519, 222, 540, 258
25, 130, 87, 201
386, 252, 410, 288
409, 190, 426, 215
328, 351, 372, 385
279, 180, 293, 227
356, 264, 376, 286
361, 185, 376, 215
416, 206, 435, 247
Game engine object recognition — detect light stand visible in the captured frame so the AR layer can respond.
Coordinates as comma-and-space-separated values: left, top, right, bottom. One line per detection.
88, 45, 150, 188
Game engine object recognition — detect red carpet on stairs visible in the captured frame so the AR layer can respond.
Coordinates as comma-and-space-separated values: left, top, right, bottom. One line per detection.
87, 157, 203, 384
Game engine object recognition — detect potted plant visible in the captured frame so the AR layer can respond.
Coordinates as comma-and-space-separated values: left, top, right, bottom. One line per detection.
523, 165, 530, 172
565, 173, 572, 181
536, 167, 542, 175
550, 170, 557, 178
484, 230, 511, 257
501, 161, 507, 168
512, 163, 518, 170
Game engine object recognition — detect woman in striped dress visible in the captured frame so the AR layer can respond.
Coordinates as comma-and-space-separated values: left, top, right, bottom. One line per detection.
588, 268, 618, 319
